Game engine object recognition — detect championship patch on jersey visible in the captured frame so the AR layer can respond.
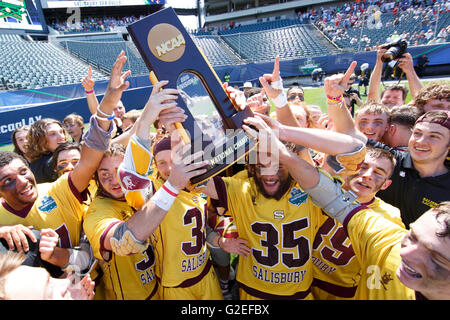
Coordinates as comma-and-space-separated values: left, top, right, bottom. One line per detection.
38, 195, 57, 213
288, 188, 308, 207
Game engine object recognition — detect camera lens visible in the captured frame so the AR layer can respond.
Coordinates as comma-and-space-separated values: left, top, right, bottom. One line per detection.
381, 52, 393, 63
381, 46, 400, 63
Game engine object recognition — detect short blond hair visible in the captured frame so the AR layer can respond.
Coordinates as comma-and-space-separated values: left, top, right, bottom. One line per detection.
0, 251, 26, 300
355, 102, 389, 119
122, 109, 142, 124
63, 113, 84, 127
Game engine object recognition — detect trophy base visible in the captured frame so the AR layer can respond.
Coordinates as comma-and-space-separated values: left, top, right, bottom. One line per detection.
189, 129, 257, 185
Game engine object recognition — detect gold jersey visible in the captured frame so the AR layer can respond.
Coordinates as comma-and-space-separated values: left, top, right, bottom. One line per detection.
83, 196, 158, 300
347, 207, 415, 300
214, 176, 322, 299
0, 172, 89, 248
151, 178, 211, 289
311, 197, 405, 300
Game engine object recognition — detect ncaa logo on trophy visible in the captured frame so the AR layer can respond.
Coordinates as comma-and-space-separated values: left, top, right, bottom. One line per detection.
127, 7, 257, 185
148, 23, 186, 62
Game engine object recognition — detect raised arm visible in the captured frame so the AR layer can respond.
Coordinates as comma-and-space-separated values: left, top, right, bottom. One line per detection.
259, 56, 303, 128
71, 51, 130, 193
81, 65, 100, 115
397, 53, 423, 99
367, 46, 386, 103
244, 114, 364, 162
325, 61, 368, 144
102, 134, 207, 253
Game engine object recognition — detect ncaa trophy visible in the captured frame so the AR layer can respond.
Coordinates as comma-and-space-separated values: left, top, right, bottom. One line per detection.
127, 7, 256, 185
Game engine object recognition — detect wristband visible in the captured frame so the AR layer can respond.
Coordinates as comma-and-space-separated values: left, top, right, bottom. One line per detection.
270, 79, 284, 91
162, 181, 179, 197
151, 181, 179, 211
272, 92, 288, 108
82, 115, 115, 152
97, 105, 116, 120
326, 95, 343, 104
94, 113, 115, 122
85, 89, 94, 94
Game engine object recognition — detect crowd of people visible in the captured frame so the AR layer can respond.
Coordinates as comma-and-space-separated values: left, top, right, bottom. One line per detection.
0, 28, 449, 301
314, 0, 450, 50
50, 15, 142, 34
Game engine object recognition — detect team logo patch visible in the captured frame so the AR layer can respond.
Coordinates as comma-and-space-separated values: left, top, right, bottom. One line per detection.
288, 188, 308, 207
38, 195, 57, 213
118, 167, 151, 191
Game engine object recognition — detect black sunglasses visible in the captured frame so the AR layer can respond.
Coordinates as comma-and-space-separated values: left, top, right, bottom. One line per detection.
287, 94, 305, 101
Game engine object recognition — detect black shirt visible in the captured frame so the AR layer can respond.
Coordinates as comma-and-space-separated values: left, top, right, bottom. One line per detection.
29, 153, 57, 184
368, 140, 450, 228
0, 229, 63, 277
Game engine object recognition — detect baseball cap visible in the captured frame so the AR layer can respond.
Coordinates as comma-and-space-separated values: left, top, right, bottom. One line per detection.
242, 81, 252, 89
415, 110, 450, 131
153, 136, 171, 157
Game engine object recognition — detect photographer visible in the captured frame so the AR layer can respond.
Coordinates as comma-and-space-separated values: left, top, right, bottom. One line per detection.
343, 73, 362, 117
368, 41, 423, 107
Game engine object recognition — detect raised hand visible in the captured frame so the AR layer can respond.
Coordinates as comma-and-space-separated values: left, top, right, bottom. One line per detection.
324, 61, 357, 99
81, 65, 95, 92
259, 56, 282, 100
246, 88, 270, 115
397, 52, 415, 74
137, 80, 181, 136
167, 133, 207, 191
223, 82, 246, 111
98, 51, 131, 114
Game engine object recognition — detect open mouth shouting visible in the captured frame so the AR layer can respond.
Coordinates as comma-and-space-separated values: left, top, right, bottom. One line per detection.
20, 183, 34, 198
398, 259, 423, 282
261, 177, 280, 195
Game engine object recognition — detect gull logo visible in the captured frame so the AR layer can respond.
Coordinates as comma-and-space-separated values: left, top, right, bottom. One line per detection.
122, 176, 135, 190
118, 167, 151, 191
148, 23, 186, 62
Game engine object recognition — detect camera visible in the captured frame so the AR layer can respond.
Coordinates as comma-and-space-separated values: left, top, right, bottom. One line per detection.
381, 39, 408, 63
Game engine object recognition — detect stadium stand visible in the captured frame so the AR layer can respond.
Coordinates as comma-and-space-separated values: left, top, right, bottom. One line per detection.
192, 35, 244, 66
0, 1, 448, 92
0, 35, 106, 90
60, 36, 149, 76
322, 11, 450, 50
219, 22, 340, 62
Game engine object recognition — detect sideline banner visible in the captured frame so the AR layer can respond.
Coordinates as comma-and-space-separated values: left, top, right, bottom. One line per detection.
0, 86, 152, 146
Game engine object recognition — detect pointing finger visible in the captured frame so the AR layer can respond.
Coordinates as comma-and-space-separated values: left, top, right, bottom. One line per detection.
341, 61, 357, 84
